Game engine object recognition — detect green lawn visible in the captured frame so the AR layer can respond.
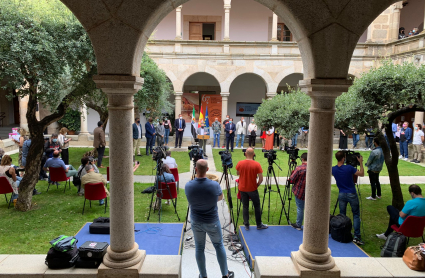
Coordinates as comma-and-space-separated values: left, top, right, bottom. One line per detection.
213, 149, 425, 177
9, 147, 190, 175
224, 183, 423, 257
0, 181, 187, 254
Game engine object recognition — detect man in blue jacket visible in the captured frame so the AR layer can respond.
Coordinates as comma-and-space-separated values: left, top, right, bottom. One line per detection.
145, 117, 156, 155
365, 138, 385, 200
225, 118, 236, 152
132, 117, 143, 156
399, 121, 412, 161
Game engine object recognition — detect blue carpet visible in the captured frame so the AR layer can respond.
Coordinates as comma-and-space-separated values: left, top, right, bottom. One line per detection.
239, 225, 368, 268
75, 223, 184, 255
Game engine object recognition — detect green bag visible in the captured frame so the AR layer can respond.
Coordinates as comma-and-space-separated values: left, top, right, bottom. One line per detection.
50, 235, 78, 252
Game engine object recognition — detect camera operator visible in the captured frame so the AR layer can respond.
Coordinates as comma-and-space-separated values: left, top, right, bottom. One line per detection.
236, 148, 268, 230
332, 151, 365, 245
365, 138, 384, 200
185, 159, 234, 278
197, 121, 209, 157
289, 152, 307, 230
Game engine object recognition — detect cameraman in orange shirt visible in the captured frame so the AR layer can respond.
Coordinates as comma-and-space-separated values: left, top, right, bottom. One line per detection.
236, 148, 268, 231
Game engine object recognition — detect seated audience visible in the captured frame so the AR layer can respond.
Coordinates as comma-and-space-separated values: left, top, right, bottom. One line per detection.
0, 155, 21, 203
162, 150, 178, 169
157, 164, 176, 205
45, 134, 61, 159
377, 184, 425, 240
77, 156, 99, 195
81, 164, 109, 205
43, 150, 79, 183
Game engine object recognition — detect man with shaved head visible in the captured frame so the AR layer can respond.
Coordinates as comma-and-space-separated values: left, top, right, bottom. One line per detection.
236, 147, 267, 230
43, 150, 79, 180
185, 159, 234, 278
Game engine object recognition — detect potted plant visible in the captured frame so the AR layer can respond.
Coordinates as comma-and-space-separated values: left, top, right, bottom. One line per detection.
58, 108, 81, 135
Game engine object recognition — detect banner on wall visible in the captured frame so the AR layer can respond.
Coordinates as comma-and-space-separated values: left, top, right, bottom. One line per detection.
236, 102, 261, 117
182, 93, 199, 125
201, 94, 222, 123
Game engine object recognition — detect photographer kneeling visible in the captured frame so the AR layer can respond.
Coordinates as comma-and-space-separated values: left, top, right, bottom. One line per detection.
332, 151, 365, 245
235, 148, 268, 230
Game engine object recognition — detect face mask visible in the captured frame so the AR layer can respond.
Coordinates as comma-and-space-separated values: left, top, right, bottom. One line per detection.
137, 121, 140, 123
179, 117, 182, 119
229, 121, 232, 123
165, 118, 167, 121
52, 139, 57, 143
226, 117, 229, 120
252, 121, 254, 123
403, 125, 408, 128
241, 119, 244, 122
215, 120, 218, 122
415, 127, 418, 130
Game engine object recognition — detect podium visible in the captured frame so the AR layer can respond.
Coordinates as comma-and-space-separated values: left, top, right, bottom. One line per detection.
197, 135, 209, 153
197, 135, 210, 140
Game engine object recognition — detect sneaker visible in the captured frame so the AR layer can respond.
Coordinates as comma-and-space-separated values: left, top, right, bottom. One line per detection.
403, 157, 409, 161
366, 196, 376, 200
399, 155, 403, 159
244, 225, 250, 231
410, 159, 417, 162
32, 190, 41, 196
291, 223, 302, 231
223, 270, 235, 278
376, 233, 387, 240
257, 224, 268, 230
353, 237, 364, 245
415, 160, 421, 163
99, 199, 105, 206
377, 196, 381, 199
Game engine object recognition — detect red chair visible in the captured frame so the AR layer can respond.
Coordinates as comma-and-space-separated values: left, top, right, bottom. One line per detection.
147, 182, 180, 222
82, 182, 108, 215
0, 176, 14, 209
169, 168, 179, 192
48, 167, 71, 192
391, 215, 425, 244
106, 167, 110, 188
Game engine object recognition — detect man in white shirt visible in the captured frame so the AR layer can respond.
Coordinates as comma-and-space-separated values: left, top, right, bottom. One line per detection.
197, 122, 209, 157
235, 117, 247, 148
162, 150, 178, 169
411, 124, 425, 163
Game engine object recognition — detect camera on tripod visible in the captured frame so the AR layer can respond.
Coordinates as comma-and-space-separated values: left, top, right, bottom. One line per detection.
284, 145, 299, 161
219, 150, 233, 168
188, 144, 203, 162
262, 149, 277, 162
152, 146, 167, 161
345, 150, 361, 167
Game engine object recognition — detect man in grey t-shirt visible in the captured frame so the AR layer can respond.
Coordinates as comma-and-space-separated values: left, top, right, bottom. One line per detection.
185, 160, 234, 278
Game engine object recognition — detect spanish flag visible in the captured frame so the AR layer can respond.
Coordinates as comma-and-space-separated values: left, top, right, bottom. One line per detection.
198, 103, 204, 128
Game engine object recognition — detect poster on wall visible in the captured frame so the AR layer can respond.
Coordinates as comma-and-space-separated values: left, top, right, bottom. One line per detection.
236, 102, 261, 117
182, 93, 199, 125
201, 94, 222, 125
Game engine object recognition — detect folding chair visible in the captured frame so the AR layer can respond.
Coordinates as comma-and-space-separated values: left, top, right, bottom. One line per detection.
169, 168, 179, 192
47, 167, 71, 192
0, 176, 14, 209
392, 215, 425, 245
82, 182, 108, 215
147, 182, 180, 222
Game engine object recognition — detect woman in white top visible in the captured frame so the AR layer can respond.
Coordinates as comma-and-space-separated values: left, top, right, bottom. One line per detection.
58, 127, 72, 165
0, 155, 21, 203
411, 124, 424, 163
248, 120, 257, 148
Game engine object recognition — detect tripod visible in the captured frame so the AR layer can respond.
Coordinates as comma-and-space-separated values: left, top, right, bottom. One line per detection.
261, 159, 284, 223
279, 156, 298, 225
219, 165, 237, 235
184, 158, 198, 232
147, 159, 180, 222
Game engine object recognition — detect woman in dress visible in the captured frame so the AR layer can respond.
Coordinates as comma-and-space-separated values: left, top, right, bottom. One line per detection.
13, 128, 28, 167
339, 129, 348, 150
163, 117, 172, 147
260, 126, 267, 148
0, 155, 21, 205
265, 126, 275, 150
58, 127, 72, 165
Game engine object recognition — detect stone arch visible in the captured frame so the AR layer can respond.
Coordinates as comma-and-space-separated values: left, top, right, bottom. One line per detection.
277, 72, 304, 93
181, 72, 222, 93
221, 69, 273, 93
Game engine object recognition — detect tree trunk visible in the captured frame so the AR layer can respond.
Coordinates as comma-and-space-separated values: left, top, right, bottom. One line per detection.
15, 88, 68, 211
85, 103, 109, 131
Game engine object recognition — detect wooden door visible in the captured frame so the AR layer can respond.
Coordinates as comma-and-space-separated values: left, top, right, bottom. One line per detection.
189, 23, 203, 40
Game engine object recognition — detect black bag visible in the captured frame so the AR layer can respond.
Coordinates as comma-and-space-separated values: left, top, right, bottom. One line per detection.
79, 241, 109, 260
89, 217, 110, 234
142, 186, 155, 194
45, 246, 79, 269
73, 166, 84, 187
49, 235, 78, 252
380, 232, 407, 257
330, 214, 353, 243
75, 257, 103, 268
329, 214, 335, 234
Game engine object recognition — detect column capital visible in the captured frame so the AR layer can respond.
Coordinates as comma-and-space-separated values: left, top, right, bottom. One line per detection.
220, 92, 230, 97
94, 75, 144, 91
176, 5, 182, 11
300, 79, 352, 98
224, 4, 231, 10
175, 91, 183, 96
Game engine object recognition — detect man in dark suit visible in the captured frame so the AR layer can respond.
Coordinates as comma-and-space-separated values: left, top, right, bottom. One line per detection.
225, 118, 236, 152
93, 121, 106, 168
174, 114, 186, 148
145, 117, 156, 155
132, 117, 143, 156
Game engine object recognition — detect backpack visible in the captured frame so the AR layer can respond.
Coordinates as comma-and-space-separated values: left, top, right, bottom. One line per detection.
89, 217, 110, 234
45, 246, 79, 269
49, 235, 78, 252
330, 214, 353, 243
381, 232, 407, 257
72, 166, 84, 187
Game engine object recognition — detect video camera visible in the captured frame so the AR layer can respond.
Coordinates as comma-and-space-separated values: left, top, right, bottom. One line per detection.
152, 146, 167, 161
188, 144, 203, 162
219, 150, 233, 168
345, 150, 361, 167
284, 145, 299, 161
262, 149, 277, 162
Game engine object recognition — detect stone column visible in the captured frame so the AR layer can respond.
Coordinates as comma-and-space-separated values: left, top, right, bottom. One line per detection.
266, 92, 276, 99
366, 24, 373, 42
175, 5, 182, 40
80, 104, 89, 134
220, 92, 230, 122
175, 91, 183, 116
224, 4, 231, 41
390, 2, 402, 41
19, 95, 29, 131
292, 79, 351, 276
415, 111, 424, 126
93, 75, 145, 277
271, 13, 278, 41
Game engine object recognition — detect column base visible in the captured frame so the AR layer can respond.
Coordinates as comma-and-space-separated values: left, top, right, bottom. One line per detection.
98, 249, 146, 278
78, 133, 90, 142
270, 39, 278, 42
291, 251, 340, 278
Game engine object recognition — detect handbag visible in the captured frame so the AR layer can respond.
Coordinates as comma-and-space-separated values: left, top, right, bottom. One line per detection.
403, 245, 425, 271
72, 166, 84, 187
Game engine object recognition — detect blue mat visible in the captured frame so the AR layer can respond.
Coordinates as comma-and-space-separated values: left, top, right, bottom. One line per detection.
75, 223, 184, 255
239, 225, 368, 268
